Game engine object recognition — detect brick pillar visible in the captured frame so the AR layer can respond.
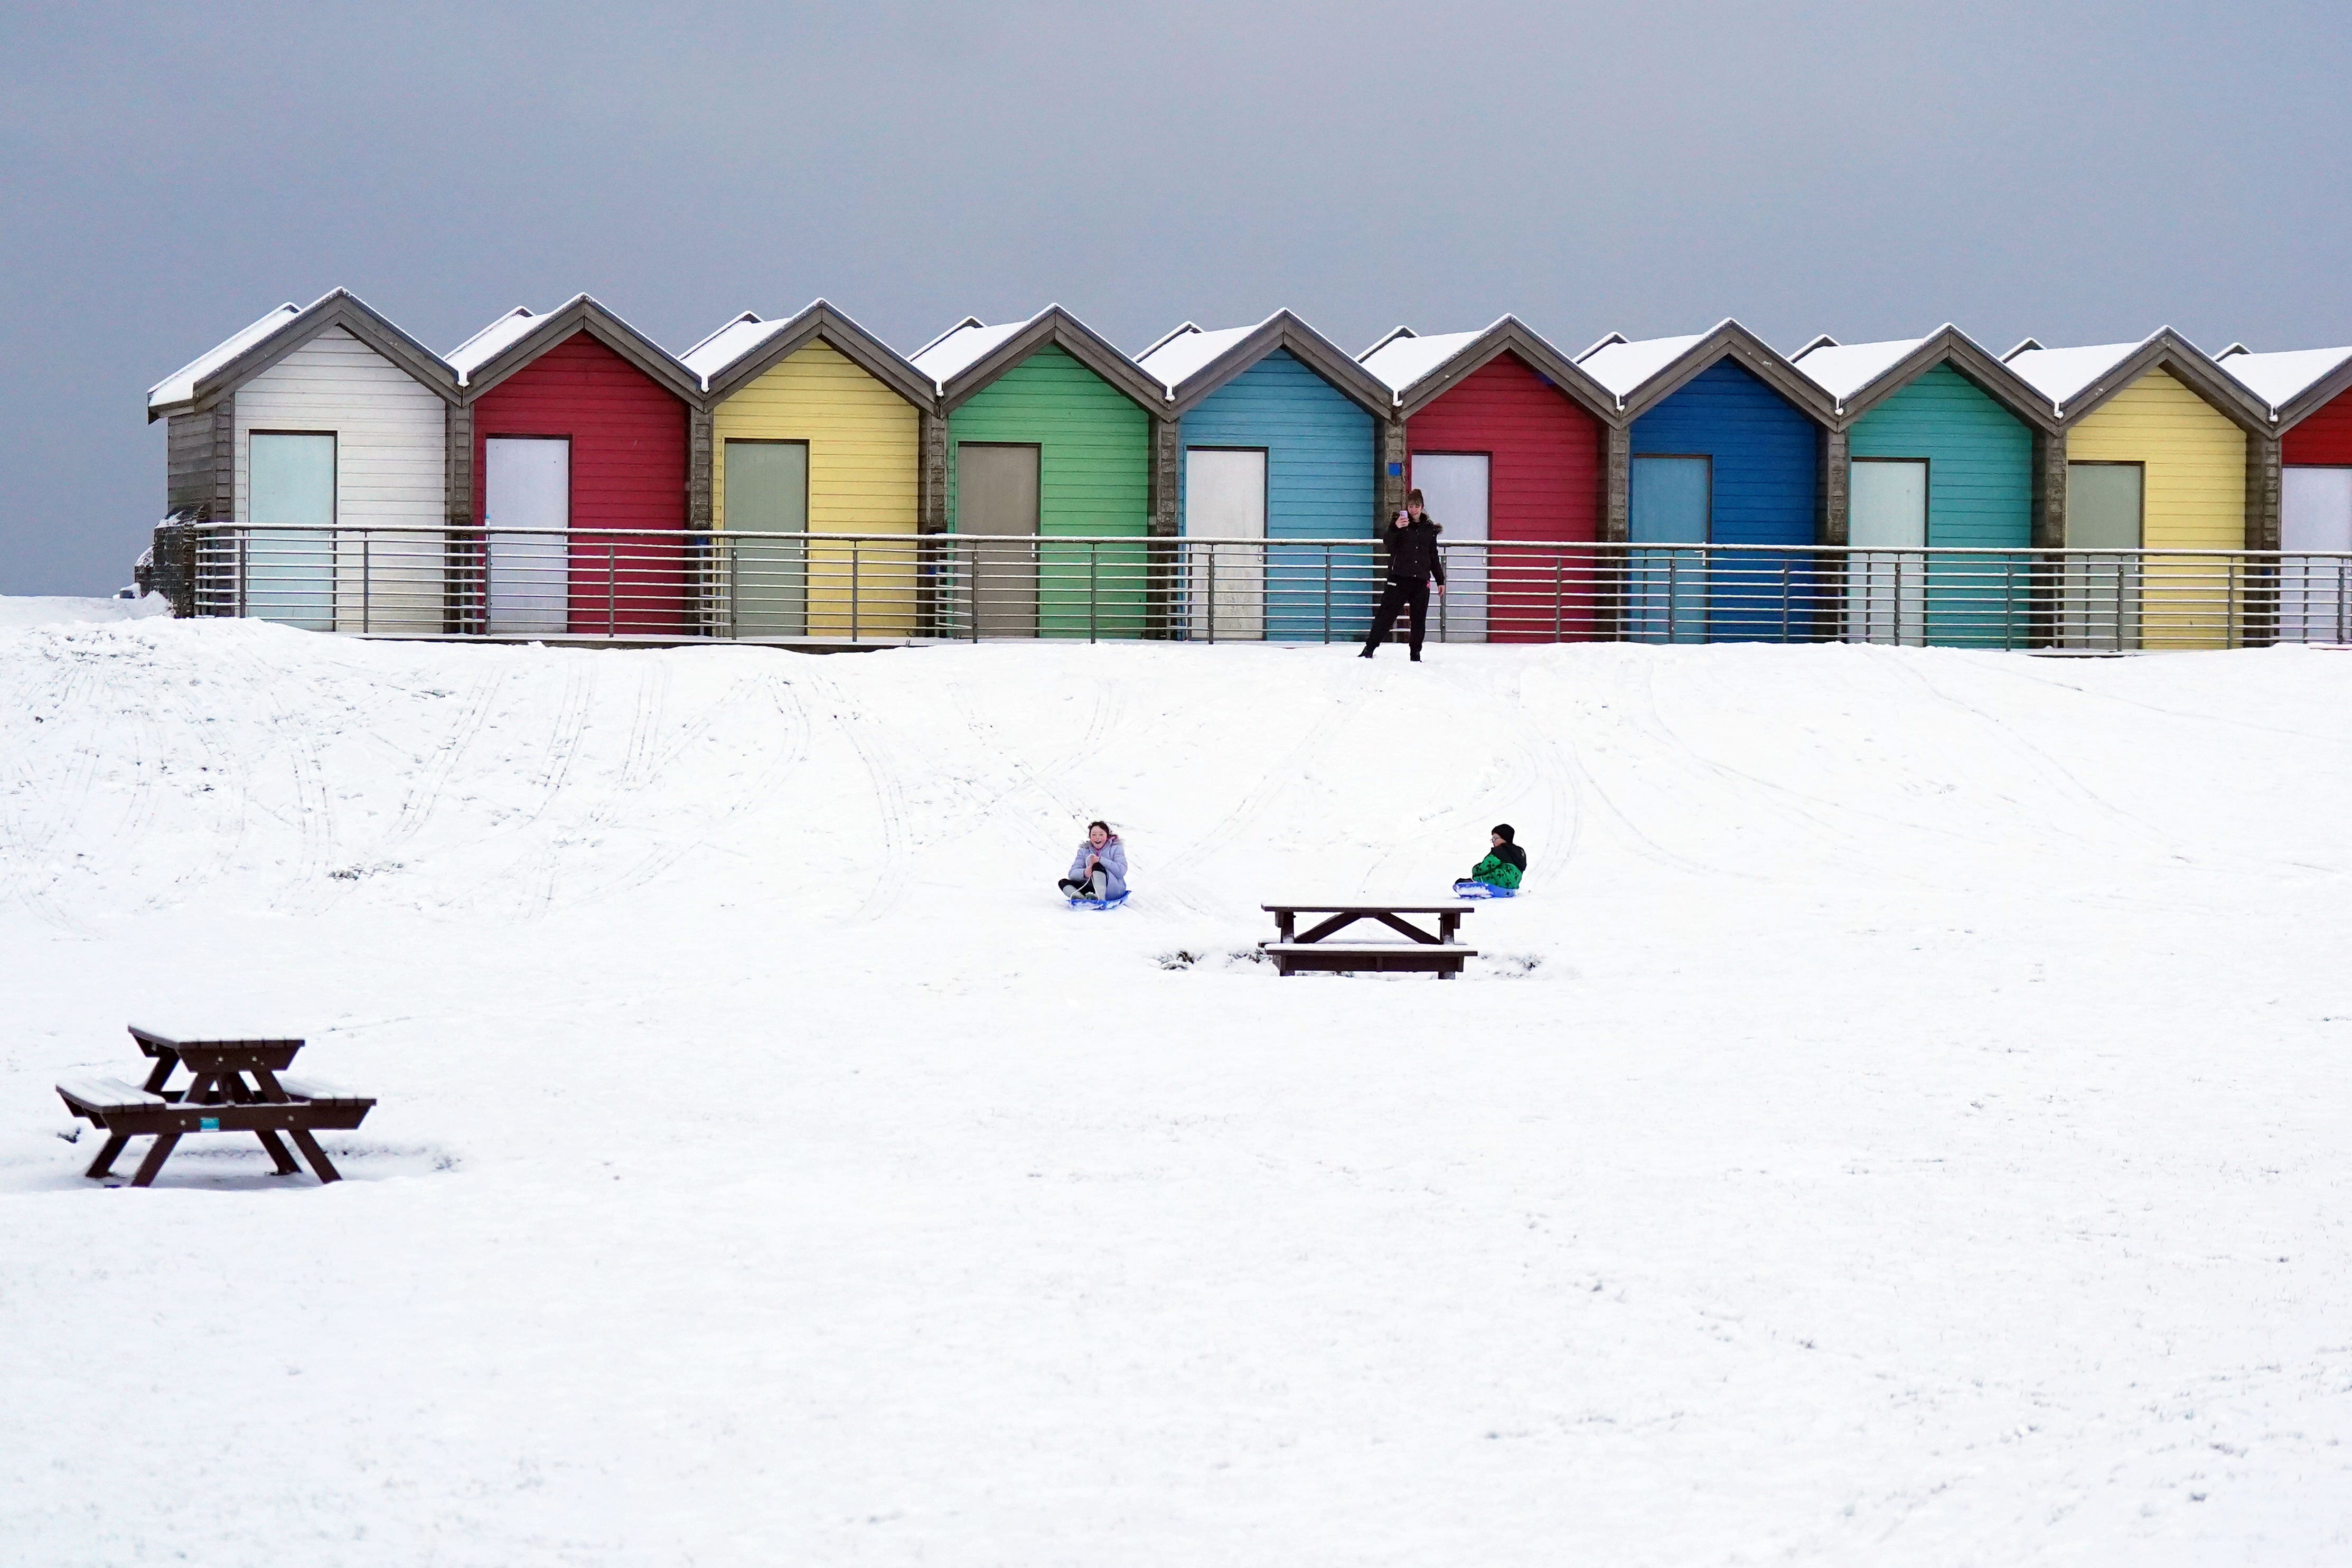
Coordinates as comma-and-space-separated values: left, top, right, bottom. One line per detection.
208, 399, 236, 522
687, 408, 715, 530
1819, 427, 1850, 546
1150, 416, 1179, 537
919, 410, 949, 534
2244, 430, 2281, 552
1378, 418, 1407, 525
2030, 427, 2067, 548
444, 402, 476, 632
146, 520, 199, 617
1603, 424, 1631, 543
687, 406, 716, 635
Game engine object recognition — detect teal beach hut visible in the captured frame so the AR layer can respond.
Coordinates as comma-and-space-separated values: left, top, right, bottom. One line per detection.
1791, 327, 2057, 647
1137, 312, 1392, 640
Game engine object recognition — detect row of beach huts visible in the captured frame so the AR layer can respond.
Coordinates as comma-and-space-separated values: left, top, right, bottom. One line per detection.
144, 289, 2352, 645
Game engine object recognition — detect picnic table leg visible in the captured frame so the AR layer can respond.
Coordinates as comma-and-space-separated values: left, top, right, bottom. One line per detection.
129, 1134, 181, 1188
140, 1052, 176, 1096
1278, 912, 1296, 942
1440, 912, 1460, 944
85, 1132, 131, 1179
255, 1130, 301, 1175
286, 1129, 342, 1184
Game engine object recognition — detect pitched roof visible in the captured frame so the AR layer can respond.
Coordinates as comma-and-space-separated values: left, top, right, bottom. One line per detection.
1787, 336, 1926, 403
1572, 320, 1834, 422
1356, 316, 1618, 422
907, 306, 1167, 414
910, 318, 1029, 387
1787, 326, 2058, 432
1573, 333, 1708, 401
148, 304, 299, 411
446, 295, 702, 404
2214, 344, 2352, 419
1136, 322, 1261, 391
1999, 328, 2270, 430
2000, 340, 2142, 408
682, 299, 934, 409
146, 289, 457, 420
1138, 312, 1393, 418
446, 307, 547, 383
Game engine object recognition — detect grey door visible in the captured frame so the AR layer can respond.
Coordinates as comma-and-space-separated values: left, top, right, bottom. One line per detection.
2066, 462, 2143, 649
959, 443, 1039, 637
1628, 456, 1709, 643
725, 439, 808, 637
248, 433, 336, 630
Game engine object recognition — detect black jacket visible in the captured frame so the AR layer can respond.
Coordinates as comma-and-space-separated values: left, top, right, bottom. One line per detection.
1494, 843, 1527, 873
1382, 513, 1447, 584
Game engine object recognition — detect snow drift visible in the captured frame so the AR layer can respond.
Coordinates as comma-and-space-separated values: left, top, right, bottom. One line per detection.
2, 614, 2349, 1563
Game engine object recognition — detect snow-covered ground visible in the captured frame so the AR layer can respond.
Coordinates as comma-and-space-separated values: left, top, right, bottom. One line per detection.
3, 613, 2349, 1564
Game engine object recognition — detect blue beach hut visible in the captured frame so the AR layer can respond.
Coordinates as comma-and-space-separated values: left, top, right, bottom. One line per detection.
1577, 322, 1836, 642
1137, 313, 1393, 641
1791, 327, 2056, 647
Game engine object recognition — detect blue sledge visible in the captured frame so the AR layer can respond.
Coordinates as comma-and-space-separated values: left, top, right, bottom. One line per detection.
1066, 889, 1131, 911
1452, 880, 1518, 900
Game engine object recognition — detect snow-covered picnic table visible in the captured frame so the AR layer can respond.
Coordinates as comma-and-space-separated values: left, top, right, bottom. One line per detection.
55, 1026, 374, 1187
1259, 902, 1478, 978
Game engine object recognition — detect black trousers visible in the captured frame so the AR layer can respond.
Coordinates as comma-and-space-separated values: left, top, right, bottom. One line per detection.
1364, 576, 1432, 654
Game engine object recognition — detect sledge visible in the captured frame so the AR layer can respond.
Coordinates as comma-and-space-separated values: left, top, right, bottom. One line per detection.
1451, 879, 1519, 900
1065, 889, 1131, 911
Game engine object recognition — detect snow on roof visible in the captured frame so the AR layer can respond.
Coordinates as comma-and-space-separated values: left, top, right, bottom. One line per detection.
2000, 340, 2144, 408
1136, 321, 1261, 392
1789, 337, 1925, 405
446, 307, 545, 383
2214, 345, 2352, 413
147, 303, 301, 410
911, 317, 1032, 389
1575, 333, 1707, 400
1357, 329, 1485, 396
680, 314, 792, 386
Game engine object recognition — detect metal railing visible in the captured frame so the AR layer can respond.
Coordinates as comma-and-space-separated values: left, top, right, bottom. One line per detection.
188, 523, 2352, 651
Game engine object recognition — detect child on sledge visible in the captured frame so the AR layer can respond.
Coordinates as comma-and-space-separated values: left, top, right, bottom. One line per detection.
1455, 823, 1526, 895
1058, 820, 1129, 903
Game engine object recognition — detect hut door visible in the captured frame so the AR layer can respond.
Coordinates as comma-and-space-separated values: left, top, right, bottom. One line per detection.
1847, 459, 1927, 646
1411, 454, 1488, 641
247, 433, 336, 631
1628, 456, 1710, 643
959, 443, 1039, 637
725, 440, 809, 638
2280, 467, 2352, 643
485, 437, 570, 634
2065, 462, 2143, 650
1185, 448, 1266, 640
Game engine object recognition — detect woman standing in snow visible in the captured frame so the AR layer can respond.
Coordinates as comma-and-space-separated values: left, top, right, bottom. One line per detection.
1059, 820, 1128, 902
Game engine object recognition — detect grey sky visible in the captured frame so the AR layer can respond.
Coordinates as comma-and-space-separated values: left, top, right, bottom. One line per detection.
5, 0, 2348, 593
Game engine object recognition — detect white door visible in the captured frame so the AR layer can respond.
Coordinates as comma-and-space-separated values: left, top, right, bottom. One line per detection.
485, 438, 569, 634
1185, 448, 1266, 640
2065, 462, 2143, 650
1847, 459, 1928, 645
1411, 453, 1488, 641
2281, 467, 2352, 644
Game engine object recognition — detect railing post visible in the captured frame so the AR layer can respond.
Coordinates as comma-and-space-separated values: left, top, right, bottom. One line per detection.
1323, 547, 1332, 644
1089, 539, 1098, 644
852, 538, 861, 644
362, 534, 371, 633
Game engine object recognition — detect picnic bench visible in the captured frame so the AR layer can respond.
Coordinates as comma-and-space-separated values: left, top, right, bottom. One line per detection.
55, 1026, 374, 1187
1260, 902, 1478, 978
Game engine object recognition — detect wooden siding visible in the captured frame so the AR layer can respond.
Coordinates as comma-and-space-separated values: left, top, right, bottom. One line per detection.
2284, 387, 2352, 465
229, 326, 447, 632
947, 344, 1151, 637
712, 339, 920, 638
1632, 359, 1821, 639
2067, 367, 2247, 649
1176, 349, 1376, 639
470, 332, 690, 635
1408, 352, 1607, 642
1848, 363, 2035, 647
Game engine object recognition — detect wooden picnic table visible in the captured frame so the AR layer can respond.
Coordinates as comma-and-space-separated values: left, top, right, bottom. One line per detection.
1259, 901, 1478, 978
55, 1026, 374, 1187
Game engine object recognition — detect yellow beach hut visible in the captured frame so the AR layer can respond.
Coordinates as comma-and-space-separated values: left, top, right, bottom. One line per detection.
2003, 331, 2272, 649
684, 301, 936, 639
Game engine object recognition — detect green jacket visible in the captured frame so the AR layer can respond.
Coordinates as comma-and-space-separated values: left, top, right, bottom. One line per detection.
1468, 852, 1522, 890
